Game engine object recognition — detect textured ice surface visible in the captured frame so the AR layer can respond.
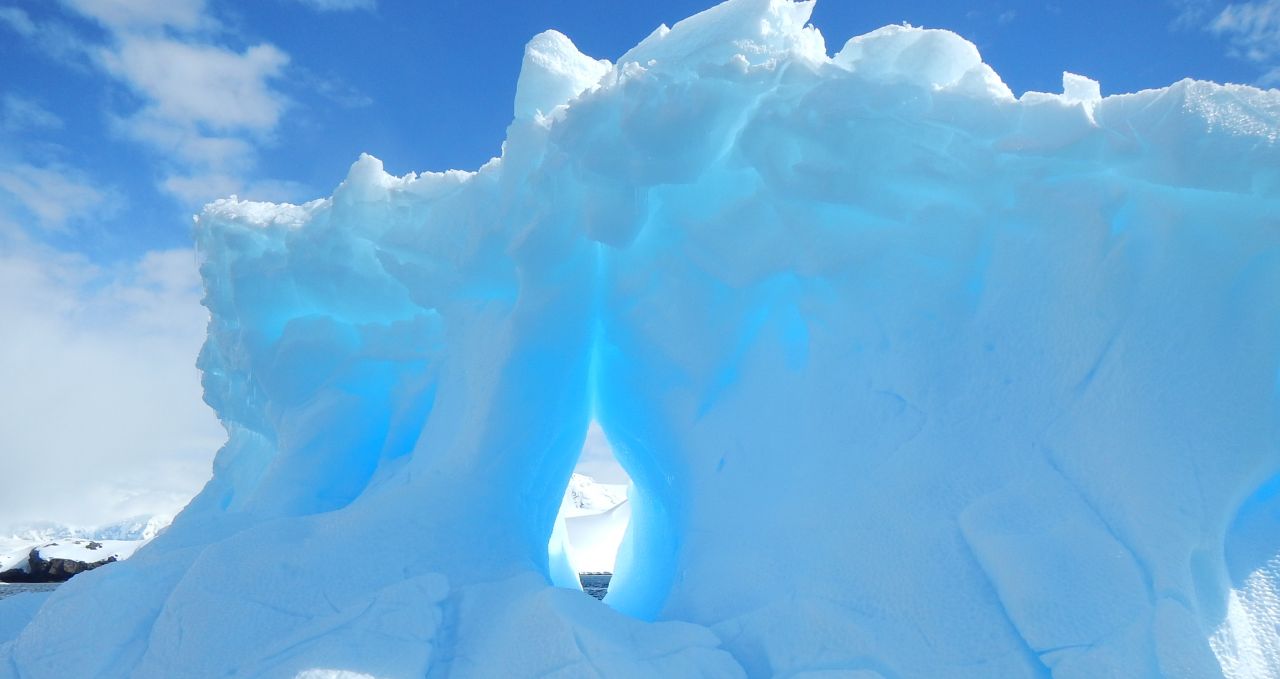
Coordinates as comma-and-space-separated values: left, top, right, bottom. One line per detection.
4, 0, 1280, 677
0, 590, 52, 647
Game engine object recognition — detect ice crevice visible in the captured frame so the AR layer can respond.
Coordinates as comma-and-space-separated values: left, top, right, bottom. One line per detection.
2, 0, 1279, 677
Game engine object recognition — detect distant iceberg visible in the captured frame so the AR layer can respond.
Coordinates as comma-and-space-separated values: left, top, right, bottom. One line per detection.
556, 473, 631, 574
3, 0, 1279, 677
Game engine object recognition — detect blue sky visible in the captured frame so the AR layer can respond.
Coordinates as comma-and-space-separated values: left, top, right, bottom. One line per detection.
0, 0, 1277, 529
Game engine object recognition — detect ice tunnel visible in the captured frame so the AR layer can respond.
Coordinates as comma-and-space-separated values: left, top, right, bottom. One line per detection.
3, 0, 1279, 677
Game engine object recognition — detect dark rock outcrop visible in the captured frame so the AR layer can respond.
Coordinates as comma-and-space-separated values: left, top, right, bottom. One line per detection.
0, 542, 118, 583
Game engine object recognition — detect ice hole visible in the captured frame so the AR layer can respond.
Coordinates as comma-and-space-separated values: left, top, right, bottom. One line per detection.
549, 421, 633, 601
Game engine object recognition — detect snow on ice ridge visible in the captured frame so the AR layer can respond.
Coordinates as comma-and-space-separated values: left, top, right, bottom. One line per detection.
5, 0, 1280, 677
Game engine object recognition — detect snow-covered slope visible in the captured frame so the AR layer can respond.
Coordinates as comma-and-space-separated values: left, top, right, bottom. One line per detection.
559, 473, 627, 518
3, 0, 1279, 677
0, 540, 142, 575
0, 548, 27, 575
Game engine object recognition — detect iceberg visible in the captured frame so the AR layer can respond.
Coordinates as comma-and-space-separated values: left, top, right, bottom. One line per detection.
557, 472, 632, 574
4, 0, 1279, 676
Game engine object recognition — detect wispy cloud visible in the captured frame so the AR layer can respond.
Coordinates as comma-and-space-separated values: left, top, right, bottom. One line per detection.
0, 164, 114, 231
1170, 0, 1216, 29
2, 94, 65, 132
1, 0, 300, 206
296, 68, 374, 109
59, 0, 210, 32
289, 0, 376, 12
1209, 0, 1280, 82
0, 6, 36, 35
1177, 0, 1280, 85
0, 6, 93, 65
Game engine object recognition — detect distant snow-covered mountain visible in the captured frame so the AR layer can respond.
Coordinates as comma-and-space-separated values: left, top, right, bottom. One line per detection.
560, 473, 627, 518
4, 514, 172, 544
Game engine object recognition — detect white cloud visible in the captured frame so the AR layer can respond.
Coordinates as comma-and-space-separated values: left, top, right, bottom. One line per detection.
8, 0, 299, 207
59, 0, 209, 32
1211, 0, 1280, 63
0, 237, 224, 530
97, 36, 291, 202
0, 164, 112, 231
100, 38, 289, 132
291, 0, 376, 12
2, 94, 65, 132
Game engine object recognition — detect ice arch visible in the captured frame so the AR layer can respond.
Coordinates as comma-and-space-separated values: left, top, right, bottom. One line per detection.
4, 0, 1280, 677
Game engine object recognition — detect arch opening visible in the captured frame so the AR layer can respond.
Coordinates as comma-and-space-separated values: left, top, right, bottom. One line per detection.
549, 421, 633, 601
